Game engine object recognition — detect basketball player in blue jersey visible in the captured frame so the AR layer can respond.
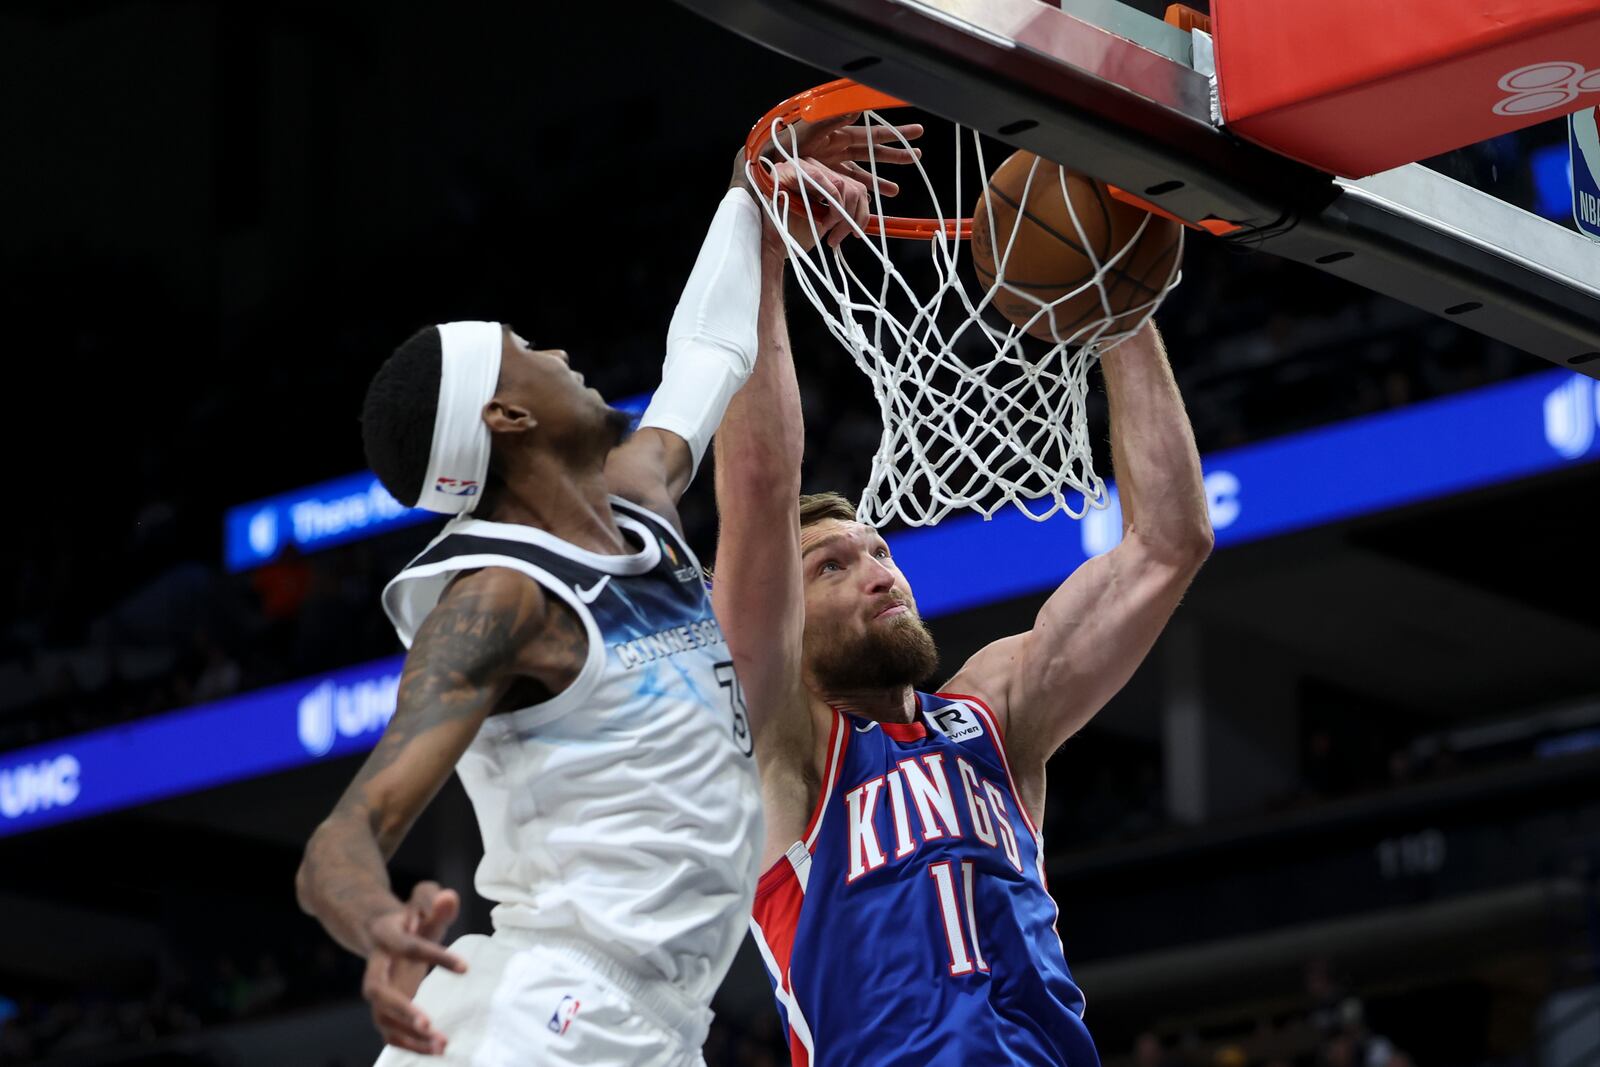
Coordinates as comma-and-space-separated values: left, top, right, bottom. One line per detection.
294, 131, 893, 1065
714, 194, 1213, 1062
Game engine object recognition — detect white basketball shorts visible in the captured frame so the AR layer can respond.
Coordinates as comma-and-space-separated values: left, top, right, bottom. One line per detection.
371, 933, 712, 1067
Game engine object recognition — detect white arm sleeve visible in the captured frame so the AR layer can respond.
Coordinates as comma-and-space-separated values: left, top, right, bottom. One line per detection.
639, 187, 764, 476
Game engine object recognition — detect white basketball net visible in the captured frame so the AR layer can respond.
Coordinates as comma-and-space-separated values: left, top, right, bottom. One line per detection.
751, 112, 1184, 526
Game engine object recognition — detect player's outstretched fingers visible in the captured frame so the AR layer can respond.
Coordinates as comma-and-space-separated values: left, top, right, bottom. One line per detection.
844, 177, 870, 233
772, 161, 843, 252
374, 1003, 447, 1056
406, 882, 461, 942
364, 954, 446, 1055
372, 920, 469, 974
789, 111, 861, 151
764, 112, 860, 164
842, 122, 925, 167
825, 171, 871, 247
843, 161, 899, 199
390, 887, 466, 1001
802, 166, 850, 248
376, 1016, 447, 1058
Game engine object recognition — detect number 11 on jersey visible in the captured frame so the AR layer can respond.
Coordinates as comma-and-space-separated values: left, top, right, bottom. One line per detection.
929, 860, 988, 976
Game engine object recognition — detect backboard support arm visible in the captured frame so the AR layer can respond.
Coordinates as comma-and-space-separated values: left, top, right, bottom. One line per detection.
676, 0, 1600, 377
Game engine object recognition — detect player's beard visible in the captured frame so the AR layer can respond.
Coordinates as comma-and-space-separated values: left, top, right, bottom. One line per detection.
808, 608, 940, 691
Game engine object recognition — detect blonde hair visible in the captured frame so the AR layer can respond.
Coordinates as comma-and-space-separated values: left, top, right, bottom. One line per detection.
706, 493, 857, 585
798, 491, 857, 530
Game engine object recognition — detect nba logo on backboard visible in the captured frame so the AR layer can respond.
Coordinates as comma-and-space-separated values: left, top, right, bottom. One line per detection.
1570, 107, 1600, 241
547, 995, 580, 1035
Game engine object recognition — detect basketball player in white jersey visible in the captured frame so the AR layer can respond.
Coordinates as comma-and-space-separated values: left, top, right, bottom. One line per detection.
294, 130, 894, 1064
715, 213, 1213, 1062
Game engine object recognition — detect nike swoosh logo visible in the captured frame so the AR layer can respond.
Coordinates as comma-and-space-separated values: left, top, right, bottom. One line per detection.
854, 721, 879, 733
574, 575, 611, 603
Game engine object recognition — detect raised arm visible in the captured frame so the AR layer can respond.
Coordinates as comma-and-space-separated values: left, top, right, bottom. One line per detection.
605, 172, 766, 512
608, 121, 922, 515
946, 323, 1213, 766
712, 230, 815, 870
295, 567, 552, 1055
712, 161, 877, 873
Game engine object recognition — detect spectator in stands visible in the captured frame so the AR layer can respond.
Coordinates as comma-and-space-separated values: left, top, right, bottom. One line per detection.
1135, 1030, 1187, 1067
1321, 998, 1413, 1067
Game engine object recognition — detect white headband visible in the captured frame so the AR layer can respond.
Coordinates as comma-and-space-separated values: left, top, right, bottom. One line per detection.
417, 321, 503, 515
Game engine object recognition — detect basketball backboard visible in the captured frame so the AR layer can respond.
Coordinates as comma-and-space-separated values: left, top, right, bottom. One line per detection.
674, 0, 1600, 380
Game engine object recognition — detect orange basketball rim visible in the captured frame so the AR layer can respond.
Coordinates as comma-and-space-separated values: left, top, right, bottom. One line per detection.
745, 78, 1242, 240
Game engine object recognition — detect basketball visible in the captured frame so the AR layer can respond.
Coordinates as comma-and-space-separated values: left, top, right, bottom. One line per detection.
970, 149, 1183, 343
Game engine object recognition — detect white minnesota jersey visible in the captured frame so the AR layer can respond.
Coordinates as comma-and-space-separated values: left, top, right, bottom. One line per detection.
382, 497, 762, 1006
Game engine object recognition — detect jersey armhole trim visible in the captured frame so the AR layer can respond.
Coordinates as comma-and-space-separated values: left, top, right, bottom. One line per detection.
941, 693, 1072, 1006
754, 708, 847, 899
747, 914, 816, 1063
939, 692, 1043, 842
803, 708, 848, 851
935, 690, 1001, 737
389, 554, 607, 735
754, 855, 792, 900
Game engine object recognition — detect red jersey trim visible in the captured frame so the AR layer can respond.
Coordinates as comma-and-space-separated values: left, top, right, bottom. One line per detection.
749, 865, 815, 1066
755, 709, 849, 898
943, 692, 1064, 948
750, 864, 806, 972
804, 709, 849, 850
881, 720, 927, 742
755, 848, 797, 899
937, 692, 1043, 842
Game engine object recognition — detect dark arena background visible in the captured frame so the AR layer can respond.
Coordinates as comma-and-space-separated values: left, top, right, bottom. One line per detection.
3, 2, 1599, 1066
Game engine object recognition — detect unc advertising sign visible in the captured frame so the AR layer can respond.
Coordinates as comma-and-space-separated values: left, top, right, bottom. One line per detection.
9, 372, 1596, 836
0, 755, 80, 821
896, 368, 1600, 617
296, 672, 401, 757
0, 657, 403, 838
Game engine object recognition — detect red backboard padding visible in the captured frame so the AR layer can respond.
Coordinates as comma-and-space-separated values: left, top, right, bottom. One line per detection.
1211, 0, 1600, 177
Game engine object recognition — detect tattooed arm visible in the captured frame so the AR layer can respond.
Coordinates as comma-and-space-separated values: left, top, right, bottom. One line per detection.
295, 565, 570, 1055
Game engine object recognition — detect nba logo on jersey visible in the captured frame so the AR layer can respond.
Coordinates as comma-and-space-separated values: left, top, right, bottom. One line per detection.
547, 995, 581, 1035
432, 476, 479, 497
928, 703, 985, 744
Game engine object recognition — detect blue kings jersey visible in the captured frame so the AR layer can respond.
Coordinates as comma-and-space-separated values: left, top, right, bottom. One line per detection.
750, 693, 1096, 1066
